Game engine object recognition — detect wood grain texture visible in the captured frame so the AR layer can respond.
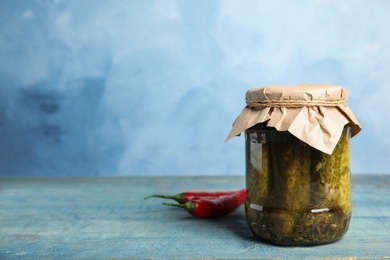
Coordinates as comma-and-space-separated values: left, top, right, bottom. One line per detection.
0, 175, 389, 259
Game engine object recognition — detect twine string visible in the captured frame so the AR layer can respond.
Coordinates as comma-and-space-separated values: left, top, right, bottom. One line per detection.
246, 99, 347, 108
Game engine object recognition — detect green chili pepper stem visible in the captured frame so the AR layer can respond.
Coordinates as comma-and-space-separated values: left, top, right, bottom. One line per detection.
144, 194, 183, 203
162, 201, 195, 213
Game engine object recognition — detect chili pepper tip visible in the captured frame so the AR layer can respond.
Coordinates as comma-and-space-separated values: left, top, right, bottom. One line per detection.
144, 195, 157, 200
162, 202, 184, 208
144, 194, 183, 203
144, 194, 172, 200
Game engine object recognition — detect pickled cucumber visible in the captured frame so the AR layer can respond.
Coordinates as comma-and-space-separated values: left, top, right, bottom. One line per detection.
245, 125, 351, 245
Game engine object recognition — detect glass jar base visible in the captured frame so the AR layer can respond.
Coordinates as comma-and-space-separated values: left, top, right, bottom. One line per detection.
245, 204, 351, 246
252, 235, 344, 247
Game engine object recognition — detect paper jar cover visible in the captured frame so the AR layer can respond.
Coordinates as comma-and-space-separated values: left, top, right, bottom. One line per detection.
225, 83, 361, 154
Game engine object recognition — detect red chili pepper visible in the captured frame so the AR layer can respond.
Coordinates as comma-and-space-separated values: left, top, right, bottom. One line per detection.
162, 189, 246, 218
144, 189, 245, 204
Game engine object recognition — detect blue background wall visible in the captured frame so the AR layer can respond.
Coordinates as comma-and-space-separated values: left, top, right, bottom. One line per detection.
0, 0, 388, 177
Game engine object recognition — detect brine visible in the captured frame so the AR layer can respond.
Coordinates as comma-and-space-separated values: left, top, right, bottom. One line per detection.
245, 124, 351, 245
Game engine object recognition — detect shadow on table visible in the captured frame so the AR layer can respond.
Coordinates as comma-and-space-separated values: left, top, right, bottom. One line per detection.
200, 206, 270, 245
159, 201, 271, 245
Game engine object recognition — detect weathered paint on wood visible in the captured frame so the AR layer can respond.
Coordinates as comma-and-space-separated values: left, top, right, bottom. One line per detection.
0, 175, 389, 259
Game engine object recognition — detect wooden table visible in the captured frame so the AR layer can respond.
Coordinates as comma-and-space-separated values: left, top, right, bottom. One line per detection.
0, 175, 389, 259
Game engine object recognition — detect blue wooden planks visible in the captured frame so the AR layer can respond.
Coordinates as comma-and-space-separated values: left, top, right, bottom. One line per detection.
0, 175, 389, 259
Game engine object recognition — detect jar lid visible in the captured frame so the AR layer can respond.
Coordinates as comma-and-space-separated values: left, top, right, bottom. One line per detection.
226, 83, 361, 154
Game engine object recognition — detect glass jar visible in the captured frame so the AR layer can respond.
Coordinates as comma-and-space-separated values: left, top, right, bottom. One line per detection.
245, 123, 351, 246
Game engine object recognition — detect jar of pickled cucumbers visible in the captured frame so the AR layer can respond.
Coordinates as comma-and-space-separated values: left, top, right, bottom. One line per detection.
226, 84, 361, 246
